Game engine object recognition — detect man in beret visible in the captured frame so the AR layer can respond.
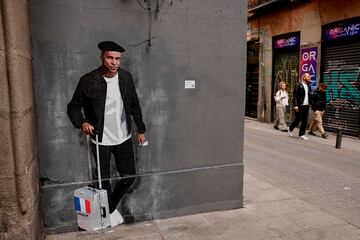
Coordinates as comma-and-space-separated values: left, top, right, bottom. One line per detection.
67, 41, 146, 227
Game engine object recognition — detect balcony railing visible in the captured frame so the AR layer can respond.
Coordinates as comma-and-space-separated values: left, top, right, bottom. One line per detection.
248, 0, 272, 9
248, 0, 303, 16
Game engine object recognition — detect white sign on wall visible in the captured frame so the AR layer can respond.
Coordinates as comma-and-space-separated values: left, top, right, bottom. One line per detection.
185, 80, 196, 89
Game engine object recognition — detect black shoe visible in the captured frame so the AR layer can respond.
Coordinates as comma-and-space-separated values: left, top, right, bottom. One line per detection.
273, 126, 279, 130
322, 133, 328, 139
280, 129, 288, 132
308, 131, 316, 136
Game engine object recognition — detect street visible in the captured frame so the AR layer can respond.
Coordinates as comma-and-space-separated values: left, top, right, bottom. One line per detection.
244, 118, 360, 228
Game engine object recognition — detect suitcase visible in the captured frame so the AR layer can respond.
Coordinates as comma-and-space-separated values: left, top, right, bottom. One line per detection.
74, 134, 111, 230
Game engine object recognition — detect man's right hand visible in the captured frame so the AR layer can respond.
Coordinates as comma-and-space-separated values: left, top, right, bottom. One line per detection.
293, 106, 299, 112
81, 122, 94, 135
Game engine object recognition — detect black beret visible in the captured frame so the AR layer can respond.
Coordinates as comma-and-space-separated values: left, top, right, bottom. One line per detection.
98, 41, 125, 52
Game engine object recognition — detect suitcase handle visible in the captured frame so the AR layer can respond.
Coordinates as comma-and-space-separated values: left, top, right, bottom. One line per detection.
101, 206, 106, 218
94, 134, 102, 189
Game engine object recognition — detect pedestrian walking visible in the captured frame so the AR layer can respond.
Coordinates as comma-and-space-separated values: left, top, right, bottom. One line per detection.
273, 81, 289, 132
288, 73, 312, 140
67, 41, 146, 226
309, 83, 328, 138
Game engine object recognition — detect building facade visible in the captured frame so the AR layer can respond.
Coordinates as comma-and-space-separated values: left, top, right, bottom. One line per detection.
247, 0, 360, 137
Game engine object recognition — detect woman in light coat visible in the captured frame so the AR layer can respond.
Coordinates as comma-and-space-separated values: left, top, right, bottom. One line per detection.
273, 81, 289, 131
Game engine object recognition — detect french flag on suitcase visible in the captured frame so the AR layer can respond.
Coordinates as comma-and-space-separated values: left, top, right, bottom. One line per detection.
74, 197, 91, 215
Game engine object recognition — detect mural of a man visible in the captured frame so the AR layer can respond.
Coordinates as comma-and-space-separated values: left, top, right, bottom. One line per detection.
67, 41, 146, 226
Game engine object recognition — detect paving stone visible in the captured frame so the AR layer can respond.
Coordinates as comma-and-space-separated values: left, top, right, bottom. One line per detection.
284, 210, 345, 231
160, 231, 197, 240
287, 224, 360, 240
202, 207, 259, 226
243, 199, 307, 218
45, 222, 160, 240
246, 188, 296, 204
191, 216, 302, 240
157, 214, 212, 232
283, 199, 319, 213
266, 235, 293, 240
244, 176, 275, 191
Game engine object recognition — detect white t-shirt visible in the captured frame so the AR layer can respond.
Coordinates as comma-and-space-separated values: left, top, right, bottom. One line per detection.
93, 73, 130, 146
302, 82, 309, 106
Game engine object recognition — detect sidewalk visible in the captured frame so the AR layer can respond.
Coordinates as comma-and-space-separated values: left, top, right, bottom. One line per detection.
244, 117, 360, 153
46, 120, 360, 240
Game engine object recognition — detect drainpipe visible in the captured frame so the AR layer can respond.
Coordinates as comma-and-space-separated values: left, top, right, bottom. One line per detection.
260, 61, 265, 121
258, 32, 266, 122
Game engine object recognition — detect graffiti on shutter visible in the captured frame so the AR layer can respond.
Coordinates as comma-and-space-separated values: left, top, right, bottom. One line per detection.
323, 64, 360, 136
321, 40, 360, 137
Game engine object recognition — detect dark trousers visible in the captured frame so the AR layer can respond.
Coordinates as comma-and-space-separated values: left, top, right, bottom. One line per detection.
92, 139, 135, 213
289, 105, 310, 136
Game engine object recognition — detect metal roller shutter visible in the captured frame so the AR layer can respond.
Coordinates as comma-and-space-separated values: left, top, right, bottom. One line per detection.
246, 42, 259, 118
321, 42, 360, 137
246, 63, 259, 118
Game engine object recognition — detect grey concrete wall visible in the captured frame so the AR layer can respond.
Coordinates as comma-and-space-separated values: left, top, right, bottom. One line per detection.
30, 0, 246, 232
0, 0, 42, 239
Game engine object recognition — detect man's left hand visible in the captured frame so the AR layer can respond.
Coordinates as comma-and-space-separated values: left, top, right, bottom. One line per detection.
137, 133, 145, 145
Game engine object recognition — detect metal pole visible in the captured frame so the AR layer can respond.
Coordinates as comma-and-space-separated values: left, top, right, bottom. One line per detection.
335, 129, 342, 149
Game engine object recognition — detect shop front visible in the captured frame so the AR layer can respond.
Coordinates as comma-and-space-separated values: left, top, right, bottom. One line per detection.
321, 17, 360, 137
272, 32, 300, 123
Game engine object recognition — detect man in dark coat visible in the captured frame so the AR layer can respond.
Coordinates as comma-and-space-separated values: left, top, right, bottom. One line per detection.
67, 41, 146, 226
288, 73, 312, 140
309, 83, 328, 138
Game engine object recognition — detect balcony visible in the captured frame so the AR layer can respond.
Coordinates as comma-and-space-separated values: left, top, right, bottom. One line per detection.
248, 0, 305, 19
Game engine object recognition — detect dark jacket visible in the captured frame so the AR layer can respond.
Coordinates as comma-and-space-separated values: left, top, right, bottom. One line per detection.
311, 90, 327, 111
293, 82, 312, 107
67, 67, 146, 142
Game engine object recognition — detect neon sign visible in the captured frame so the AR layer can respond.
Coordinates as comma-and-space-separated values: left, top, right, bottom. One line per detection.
324, 20, 360, 40
273, 35, 300, 49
